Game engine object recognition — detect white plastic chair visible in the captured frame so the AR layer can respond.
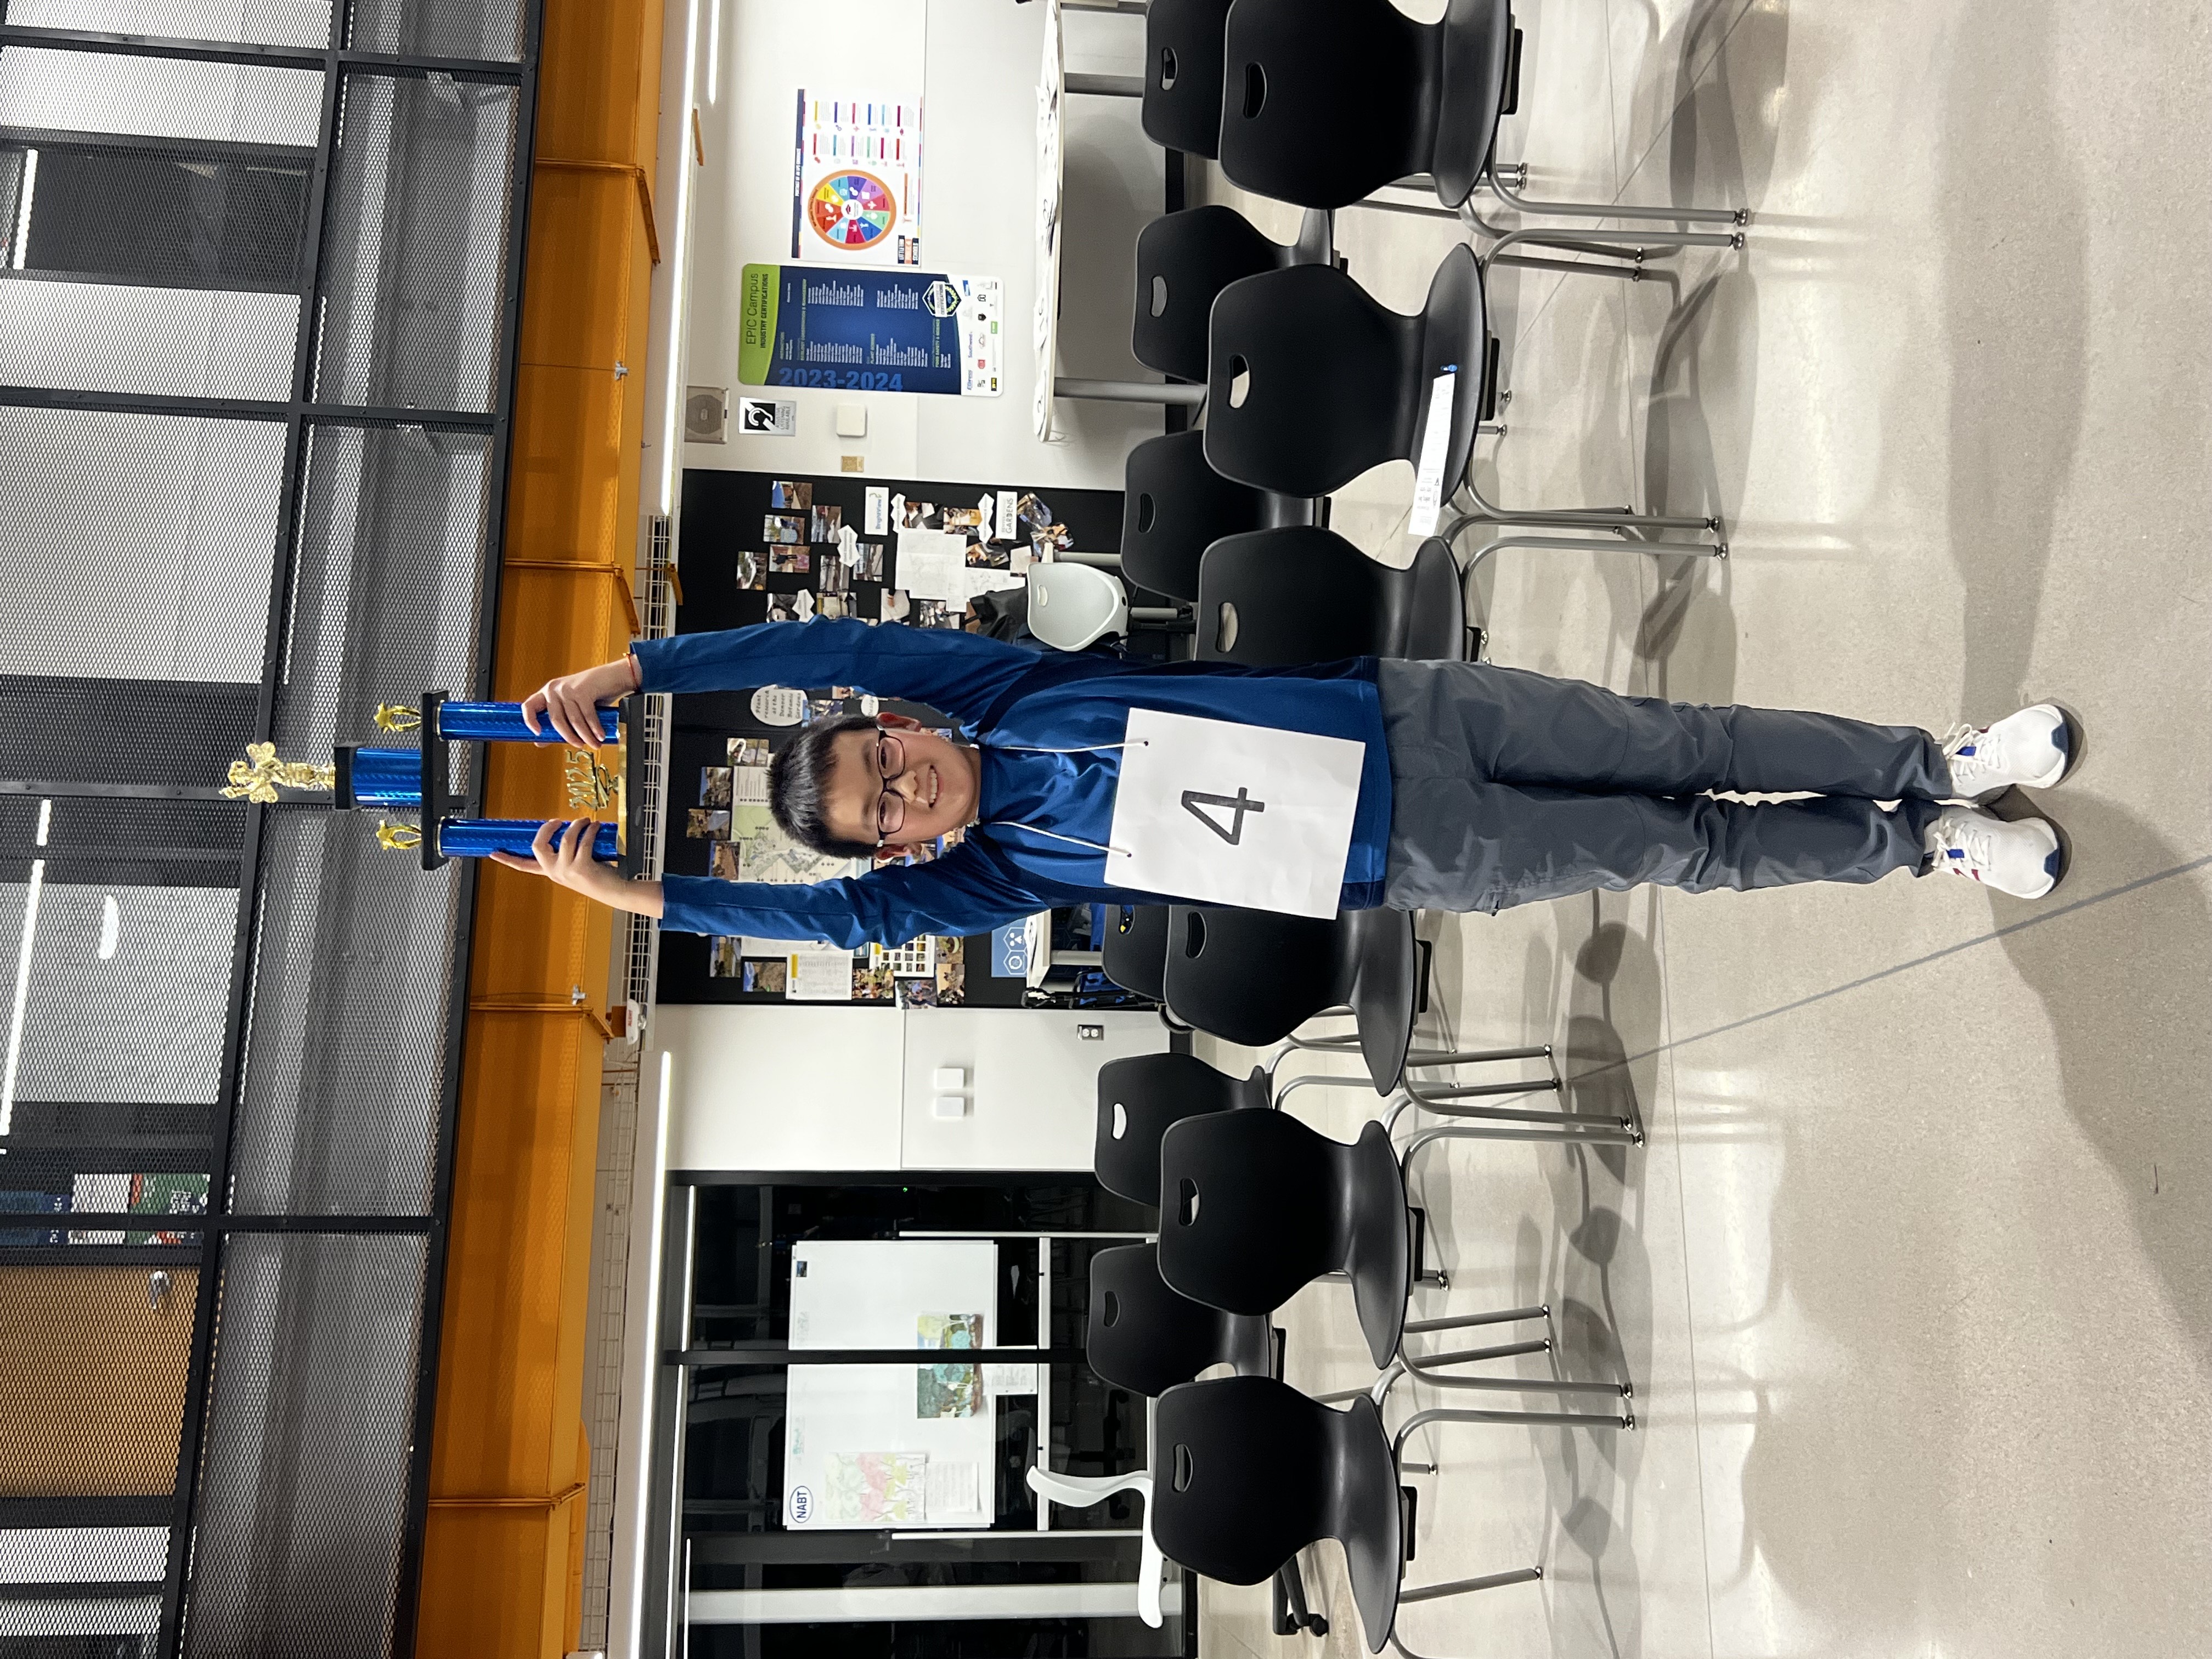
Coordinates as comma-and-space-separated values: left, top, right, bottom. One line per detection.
1025, 1465, 1167, 1626
1025, 560, 1131, 651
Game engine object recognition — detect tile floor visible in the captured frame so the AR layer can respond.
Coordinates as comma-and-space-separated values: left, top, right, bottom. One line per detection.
1187, 2, 2211, 1656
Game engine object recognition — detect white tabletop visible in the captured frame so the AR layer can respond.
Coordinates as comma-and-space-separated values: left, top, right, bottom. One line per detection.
1033, 0, 1065, 441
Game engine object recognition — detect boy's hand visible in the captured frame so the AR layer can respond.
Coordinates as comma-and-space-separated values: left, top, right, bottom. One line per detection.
522, 655, 640, 749
488, 817, 633, 907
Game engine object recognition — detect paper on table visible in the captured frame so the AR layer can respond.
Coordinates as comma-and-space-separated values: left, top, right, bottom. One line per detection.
787, 951, 855, 1000
742, 936, 845, 957
924, 1460, 980, 1519
1408, 367, 1457, 537
983, 1363, 1037, 1395
896, 528, 972, 601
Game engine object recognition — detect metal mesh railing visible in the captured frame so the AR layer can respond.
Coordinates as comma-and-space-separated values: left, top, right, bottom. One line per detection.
182, 1232, 426, 1659
0, 5, 544, 1657
313, 72, 518, 415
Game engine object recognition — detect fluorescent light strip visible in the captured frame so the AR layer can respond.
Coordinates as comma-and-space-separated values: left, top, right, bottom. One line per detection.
34, 798, 50, 847
659, 0, 705, 515
707, 0, 723, 106
0, 857, 48, 1137
10, 149, 37, 270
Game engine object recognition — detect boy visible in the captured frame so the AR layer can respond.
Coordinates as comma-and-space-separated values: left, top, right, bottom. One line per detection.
490, 618, 2077, 944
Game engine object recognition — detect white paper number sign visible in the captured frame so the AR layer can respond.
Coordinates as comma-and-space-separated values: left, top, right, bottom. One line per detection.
1104, 709, 1365, 918
1407, 367, 1457, 537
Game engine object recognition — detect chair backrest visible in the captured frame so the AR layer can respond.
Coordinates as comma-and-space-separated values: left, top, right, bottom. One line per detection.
1142, 0, 1234, 156
1133, 206, 1284, 383
1195, 526, 1413, 664
1153, 1377, 1403, 1652
1025, 561, 1128, 652
1093, 1051, 1259, 1206
1216, 0, 1432, 209
1160, 1109, 1411, 1367
1099, 902, 1171, 999
1087, 1243, 1271, 1398
1337, 907, 1421, 1094
1120, 430, 1267, 602
1161, 905, 1348, 1047
1202, 263, 1419, 495
1431, 0, 1516, 205
1195, 528, 1470, 667
1154, 1105, 1344, 1318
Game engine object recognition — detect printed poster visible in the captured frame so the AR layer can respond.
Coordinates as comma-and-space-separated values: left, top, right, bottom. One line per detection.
741, 263, 1002, 397
793, 90, 923, 266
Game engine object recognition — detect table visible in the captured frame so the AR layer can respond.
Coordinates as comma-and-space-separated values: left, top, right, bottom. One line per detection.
1033, 0, 1207, 440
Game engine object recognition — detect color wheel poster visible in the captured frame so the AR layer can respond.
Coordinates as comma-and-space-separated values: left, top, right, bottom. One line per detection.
793, 89, 923, 267
740, 264, 1002, 398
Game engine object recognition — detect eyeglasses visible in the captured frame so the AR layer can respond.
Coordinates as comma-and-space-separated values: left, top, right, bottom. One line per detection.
872, 733, 907, 842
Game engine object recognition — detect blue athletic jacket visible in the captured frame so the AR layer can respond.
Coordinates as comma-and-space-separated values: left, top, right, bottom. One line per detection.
639, 619, 1393, 946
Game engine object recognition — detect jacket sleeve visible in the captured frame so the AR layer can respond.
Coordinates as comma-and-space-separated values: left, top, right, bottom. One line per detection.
659, 842, 1054, 949
633, 618, 1039, 725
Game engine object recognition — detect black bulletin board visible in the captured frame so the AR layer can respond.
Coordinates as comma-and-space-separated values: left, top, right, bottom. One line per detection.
674, 466, 1136, 634
655, 466, 1131, 1010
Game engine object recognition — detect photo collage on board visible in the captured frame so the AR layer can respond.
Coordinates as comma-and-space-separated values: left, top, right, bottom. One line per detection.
724, 473, 1079, 635
689, 698, 966, 1005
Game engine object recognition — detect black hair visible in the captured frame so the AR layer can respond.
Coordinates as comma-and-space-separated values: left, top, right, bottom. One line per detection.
767, 714, 882, 859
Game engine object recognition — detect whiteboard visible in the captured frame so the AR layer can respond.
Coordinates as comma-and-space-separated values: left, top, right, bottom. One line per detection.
788, 1239, 997, 1349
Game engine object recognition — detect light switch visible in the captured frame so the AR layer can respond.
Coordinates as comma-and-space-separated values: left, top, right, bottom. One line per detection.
933, 1066, 966, 1089
834, 403, 868, 438
932, 1094, 970, 1119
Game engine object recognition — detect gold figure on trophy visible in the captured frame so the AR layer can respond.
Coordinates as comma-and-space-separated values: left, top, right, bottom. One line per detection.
563, 748, 620, 811
375, 704, 424, 733
375, 821, 425, 851
222, 742, 337, 804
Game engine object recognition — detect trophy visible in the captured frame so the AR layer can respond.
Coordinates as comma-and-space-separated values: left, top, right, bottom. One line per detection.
222, 691, 637, 872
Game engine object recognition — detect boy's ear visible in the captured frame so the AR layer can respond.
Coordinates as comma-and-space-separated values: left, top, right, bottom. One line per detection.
871, 843, 910, 867
875, 711, 924, 731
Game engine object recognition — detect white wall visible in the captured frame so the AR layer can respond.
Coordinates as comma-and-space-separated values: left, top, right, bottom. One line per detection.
659, 1002, 907, 1171
657, 1002, 1167, 1173
682, 0, 1166, 490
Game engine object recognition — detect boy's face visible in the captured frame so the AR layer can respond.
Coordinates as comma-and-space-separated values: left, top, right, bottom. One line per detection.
822, 714, 979, 850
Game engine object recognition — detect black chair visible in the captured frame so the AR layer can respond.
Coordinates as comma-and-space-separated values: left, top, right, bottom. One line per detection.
1217, 0, 1513, 212
1094, 1051, 1269, 1207
1159, 1103, 1408, 1365
1120, 430, 1268, 603
1142, 0, 1234, 156
1039, 1240, 1330, 1637
1203, 246, 1484, 499
1207, 243, 1730, 538
1163, 905, 1422, 1092
1099, 902, 1173, 1001
1089, 1242, 1273, 1400
1154, 1375, 1628, 1654
1133, 204, 1325, 384
1195, 527, 1471, 664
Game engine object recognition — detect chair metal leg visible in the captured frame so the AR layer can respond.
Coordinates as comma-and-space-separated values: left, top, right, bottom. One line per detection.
1403, 1360, 1630, 1398
1398, 1568, 1544, 1603
1457, 532, 1728, 573
1385, 1574, 1545, 1659
1457, 472, 1720, 534
1405, 1043, 1552, 1069
1053, 376, 1207, 407
1404, 1306, 1548, 1334
1395, 1403, 1634, 1448
1483, 158, 1746, 227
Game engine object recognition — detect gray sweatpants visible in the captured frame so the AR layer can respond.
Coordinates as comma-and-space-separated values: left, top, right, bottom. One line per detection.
1378, 659, 1949, 912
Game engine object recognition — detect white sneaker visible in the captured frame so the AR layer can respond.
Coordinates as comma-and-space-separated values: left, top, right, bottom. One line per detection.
1940, 704, 2076, 801
1924, 806, 2065, 899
